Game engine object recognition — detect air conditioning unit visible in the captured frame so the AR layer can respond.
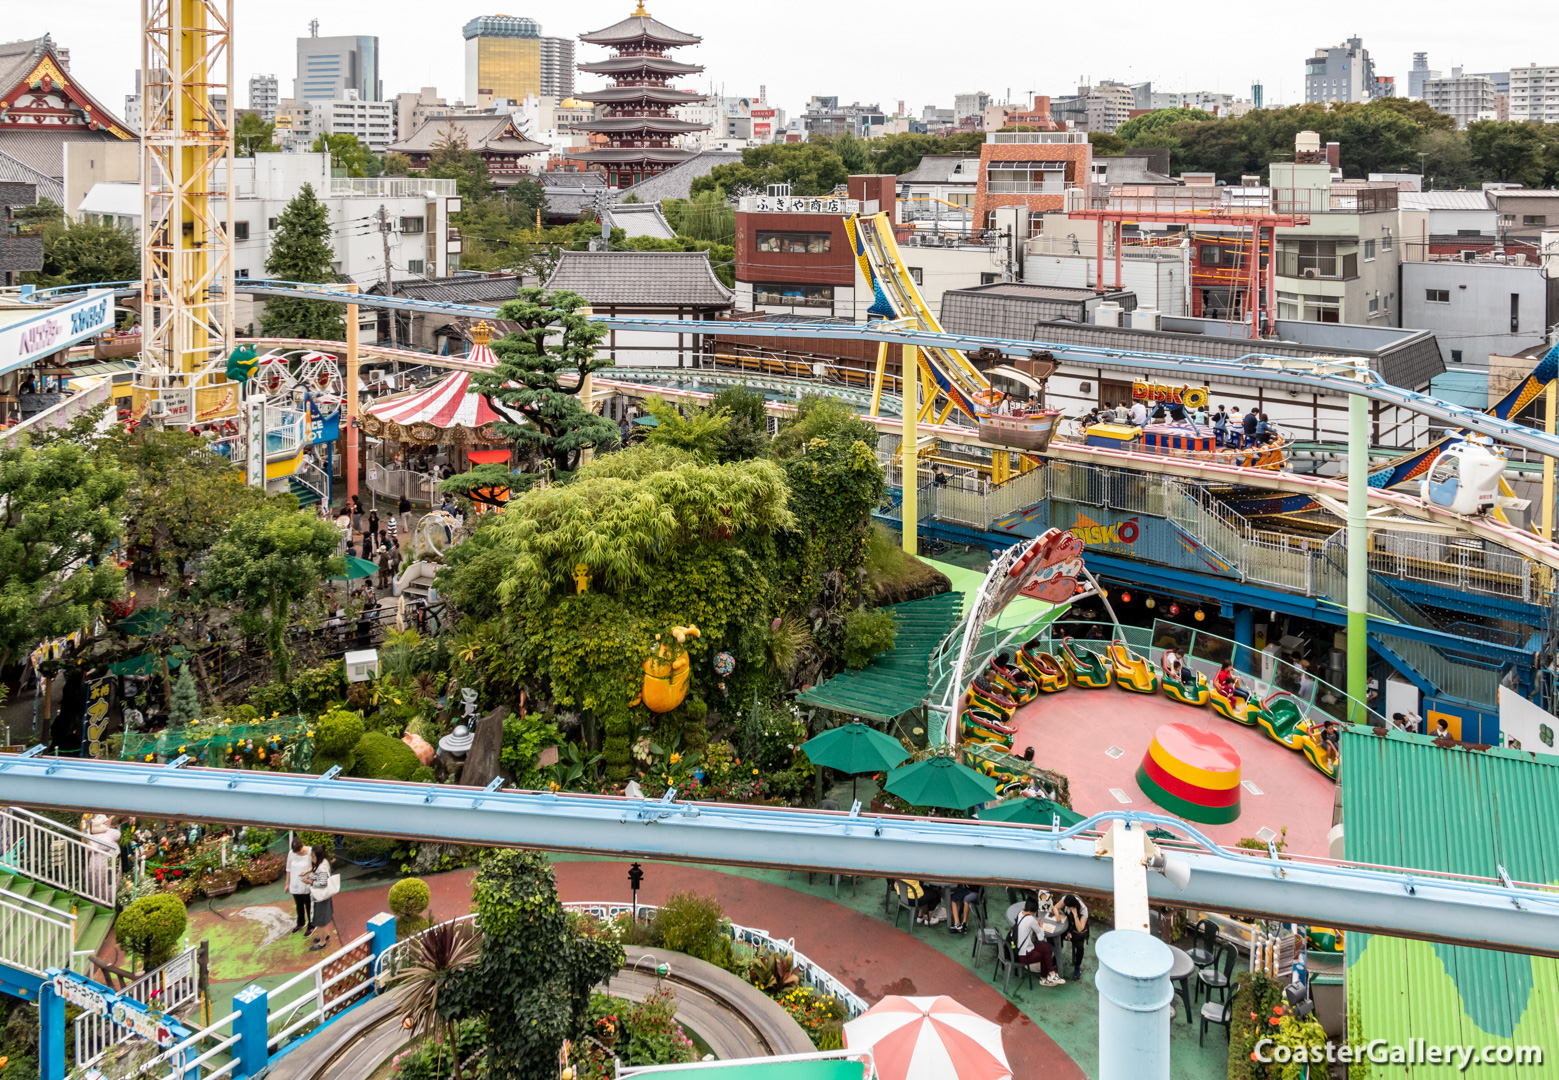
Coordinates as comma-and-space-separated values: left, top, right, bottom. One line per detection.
1131, 308, 1163, 331
1094, 302, 1123, 327
147, 399, 167, 417
1302, 268, 1319, 279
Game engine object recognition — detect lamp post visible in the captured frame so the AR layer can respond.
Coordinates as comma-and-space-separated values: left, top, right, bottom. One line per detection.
628, 862, 644, 923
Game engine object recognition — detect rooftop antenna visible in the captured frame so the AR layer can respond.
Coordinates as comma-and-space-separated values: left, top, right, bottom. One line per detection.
309, 18, 319, 37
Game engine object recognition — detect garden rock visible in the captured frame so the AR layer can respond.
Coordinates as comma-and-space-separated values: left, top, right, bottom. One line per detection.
459, 706, 506, 787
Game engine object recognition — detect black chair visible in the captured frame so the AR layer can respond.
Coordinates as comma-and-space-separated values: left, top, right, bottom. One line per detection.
1187, 919, 1219, 968
992, 935, 1036, 996
890, 880, 920, 933
1169, 960, 1194, 1024
1197, 943, 1237, 1003
1199, 996, 1233, 1045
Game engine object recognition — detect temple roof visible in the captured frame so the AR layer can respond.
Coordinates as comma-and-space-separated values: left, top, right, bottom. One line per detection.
576, 56, 704, 77
389, 114, 548, 156
543, 250, 732, 309
573, 116, 709, 134
579, 12, 701, 47
578, 85, 705, 106
575, 147, 699, 165
0, 36, 132, 181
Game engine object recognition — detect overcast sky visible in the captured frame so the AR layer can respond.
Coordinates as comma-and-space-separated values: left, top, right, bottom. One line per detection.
11, 2, 1548, 125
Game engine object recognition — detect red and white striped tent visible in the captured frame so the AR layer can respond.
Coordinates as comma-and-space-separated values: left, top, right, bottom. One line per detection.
363, 371, 521, 441
463, 340, 498, 367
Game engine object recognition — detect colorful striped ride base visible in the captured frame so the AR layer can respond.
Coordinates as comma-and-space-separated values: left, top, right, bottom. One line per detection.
1135, 722, 1242, 824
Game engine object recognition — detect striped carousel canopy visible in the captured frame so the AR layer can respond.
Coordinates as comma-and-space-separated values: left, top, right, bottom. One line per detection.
366, 371, 521, 430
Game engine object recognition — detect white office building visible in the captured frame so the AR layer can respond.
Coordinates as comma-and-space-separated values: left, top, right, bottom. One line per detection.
307, 91, 395, 154
248, 74, 279, 123
1423, 69, 1498, 128
1508, 64, 1559, 123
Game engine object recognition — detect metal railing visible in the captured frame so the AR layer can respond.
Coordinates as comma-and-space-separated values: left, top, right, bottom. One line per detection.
325, 177, 457, 199
141, 1010, 240, 1080
1, 805, 119, 907
364, 463, 440, 504
1369, 531, 1542, 606
266, 931, 376, 1058
76, 945, 201, 1069
0, 886, 74, 976
292, 459, 330, 505
562, 902, 870, 1018
373, 913, 477, 987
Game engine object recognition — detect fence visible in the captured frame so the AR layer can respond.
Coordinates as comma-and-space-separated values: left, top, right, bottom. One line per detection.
76, 945, 201, 1069
365, 463, 440, 505
561, 902, 870, 1018
0, 805, 119, 907
0, 886, 74, 976
265, 931, 376, 1058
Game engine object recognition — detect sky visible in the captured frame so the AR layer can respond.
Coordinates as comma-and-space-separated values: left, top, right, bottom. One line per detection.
9, 1, 1548, 126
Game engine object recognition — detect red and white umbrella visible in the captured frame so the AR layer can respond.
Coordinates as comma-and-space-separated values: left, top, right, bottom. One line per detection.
366, 371, 520, 430
844, 996, 1010, 1080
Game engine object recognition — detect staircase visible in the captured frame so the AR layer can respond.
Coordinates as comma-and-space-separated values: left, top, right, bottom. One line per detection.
0, 808, 119, 986
288, 477, 322, 509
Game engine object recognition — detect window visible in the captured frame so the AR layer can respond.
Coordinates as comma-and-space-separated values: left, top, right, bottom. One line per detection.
1369, 296, 1379, 314
235, 269, 249, 278
1426, 288, 1450, 303
268, 217, 278, 231
944, 191, 973, 208
1451, 350, 1464, 363
406, 259, 424, 274
908, 267, 923, 285
980, 272, 999, 285
400, 217, 425, 234
754, 282, 834, 309
1381, 231, 1393, 250
1511, 292, 1520, 333
755, 231, 832, 254
1363, 239, 1376, 261
233, 221, 249, 241
1522, 214, 1547, 227
1278, 239, 1341, 278
1200, 245, 1223, 267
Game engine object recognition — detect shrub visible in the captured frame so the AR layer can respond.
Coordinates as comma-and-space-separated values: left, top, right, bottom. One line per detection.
389, 877, 431, 920
315, 708, 365, 757
351, 731, 421, 780
411, 765, 435, 783
242, 827, 278, 854
116, 894, 187, 970
299, 831, 334, 850
652, 892, 730, 967
840, 606, 897, 669
229, 704, 260, 722
500, 711, 561, 781
339, 835, 397, 862
1228, 971, 1285, 1080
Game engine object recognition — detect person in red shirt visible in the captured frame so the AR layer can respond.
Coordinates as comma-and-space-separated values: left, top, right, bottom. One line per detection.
1214, 659, 1248, 703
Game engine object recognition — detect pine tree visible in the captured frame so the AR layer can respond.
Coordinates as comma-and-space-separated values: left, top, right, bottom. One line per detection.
259, 184, 345, 341
169, 664, 201, 726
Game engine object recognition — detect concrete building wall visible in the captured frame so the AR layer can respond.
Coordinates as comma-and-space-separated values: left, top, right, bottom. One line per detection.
1400, 261, 1552, 371
62, 142, 140, 220
1021, 247, 1189, 317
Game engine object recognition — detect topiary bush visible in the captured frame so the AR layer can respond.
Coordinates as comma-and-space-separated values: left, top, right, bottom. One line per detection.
602, 711, 633, 783
316, 709, 365, 756
411, 765, 435, 783
388, 876, 432, 939
351, 731, 421, 780
116, 893, 188, 971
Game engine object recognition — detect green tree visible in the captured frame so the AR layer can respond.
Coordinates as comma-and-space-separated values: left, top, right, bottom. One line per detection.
311, 132, 373, 177
661, 187, 734, 244
259, 183, 345, 341
642, 395, 733, 461
471, 289, 620, 473
1086, 131, 1127, 156
1116, 107, 1213, 144
442, 851, 623, 1080
235, 112, 279, 156
198, 505, 342, 683
169, 664, 201, 725
1466, 121, 1549, 185
692, 142, 849, 197
382, 152, 412, 176
0, 438, 126, 669
617, 234, 734, 287
24, 209, 139, 288
424, 123, 496, 206
505, 177, 547, 226
707, 384, 769, 462
1419, 128, 1482, 190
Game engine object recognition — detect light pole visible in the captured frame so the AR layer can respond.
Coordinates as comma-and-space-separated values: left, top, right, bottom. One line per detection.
628, 861, 644, 922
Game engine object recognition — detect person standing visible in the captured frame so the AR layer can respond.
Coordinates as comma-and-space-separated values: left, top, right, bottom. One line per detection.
398, 493, 413, 534
305, 844, 337, 951
367, 509, 379, 539
287, 836, 313, 934
377, 548, 392, 590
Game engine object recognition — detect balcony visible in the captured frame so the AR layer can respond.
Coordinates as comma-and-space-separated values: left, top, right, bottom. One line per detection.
1275, 249, 1359, 281
327, 177, 457, 199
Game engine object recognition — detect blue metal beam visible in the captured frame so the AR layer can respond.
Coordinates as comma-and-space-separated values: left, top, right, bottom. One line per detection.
5, 754, 1559, 957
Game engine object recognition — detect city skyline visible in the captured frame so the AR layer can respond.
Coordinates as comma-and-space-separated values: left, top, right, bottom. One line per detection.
6, 0, 1544, 126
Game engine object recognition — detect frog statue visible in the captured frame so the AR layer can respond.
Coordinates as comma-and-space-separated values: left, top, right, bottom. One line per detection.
631, 625, 701, 713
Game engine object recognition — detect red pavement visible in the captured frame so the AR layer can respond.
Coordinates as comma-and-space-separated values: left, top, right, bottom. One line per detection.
1009, 685, 1336, 856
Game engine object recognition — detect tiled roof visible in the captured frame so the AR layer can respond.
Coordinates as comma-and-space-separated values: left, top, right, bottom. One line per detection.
608, 202, 675, 239
368, 274, 522, 306
0, 129, 118, 185
389, 115, 548, 156
540, 172, 607, 191
579, 14, 700, 46
0, 148, 63, 205
544, 250, 733, 308
610, 150, 741, 204
1399, 190, 1496, 212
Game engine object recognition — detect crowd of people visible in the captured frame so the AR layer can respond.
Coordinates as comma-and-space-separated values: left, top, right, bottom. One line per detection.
1083, 401, 1278, 449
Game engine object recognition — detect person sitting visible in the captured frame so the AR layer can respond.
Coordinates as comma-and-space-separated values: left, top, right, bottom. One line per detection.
1168, 400, 1186, 423
1161, 645, 1186, 684
1318, 720, 1341, 770
1212, 409, 1228, 446
1214, 660, 1248, 703
1256, 413, 1271, 444
1015, 898, 1064, 986
948, 884, 981, 934
971, 671, 1014, 708
991, 653, 1033, 690
909, 880, 944, 925
1242, 408, 1259, 447
1050, 894, 1090, 981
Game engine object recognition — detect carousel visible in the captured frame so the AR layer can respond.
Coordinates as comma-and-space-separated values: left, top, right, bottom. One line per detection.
360, 324, 522, 506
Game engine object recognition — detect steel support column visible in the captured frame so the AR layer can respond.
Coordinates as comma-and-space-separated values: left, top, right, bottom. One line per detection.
345, 281, 359, 503
902, 328, 918, 556
1348, 373, 1370, 706
1096, 931, 1172, 1080
1096, 218, 1106, 291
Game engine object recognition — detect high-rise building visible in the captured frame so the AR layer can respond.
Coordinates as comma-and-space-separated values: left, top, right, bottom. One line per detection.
1305, 37, 1392, 103
294, 28, 381, 103
308, 90, 395, 154
954, 92, 991, 122
1407, 52, 1440, 100
1509, 64, 1559, 123
1424, 69, 1498, 128
249, 74, 279, 122
462, 15, 575, 105
574, 5, 708, 188
1252, 83, 1264, 109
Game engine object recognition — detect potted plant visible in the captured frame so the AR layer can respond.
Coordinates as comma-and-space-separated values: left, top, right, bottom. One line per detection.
202, 866, 243, 898
242, 851, 286, 886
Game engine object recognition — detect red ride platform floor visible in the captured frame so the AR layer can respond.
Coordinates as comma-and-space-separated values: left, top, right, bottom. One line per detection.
1008, 685, 1337, 857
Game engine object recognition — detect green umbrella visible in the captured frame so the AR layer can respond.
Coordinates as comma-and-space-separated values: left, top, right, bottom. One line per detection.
980, 797, 1085, 828
801, 722, 911, 803
332, 556, 379, 581
885, 755, 999, 811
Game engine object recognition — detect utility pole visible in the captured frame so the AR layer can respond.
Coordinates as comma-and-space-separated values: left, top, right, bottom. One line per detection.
377, 204, 398, 375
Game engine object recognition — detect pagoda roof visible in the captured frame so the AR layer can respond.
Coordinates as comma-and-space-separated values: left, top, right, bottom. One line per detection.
580, 86, 705, 106
576, 147, 700, 165
577, 56, 704, 77
579, 12, 701, 47
573, 116, 709, 134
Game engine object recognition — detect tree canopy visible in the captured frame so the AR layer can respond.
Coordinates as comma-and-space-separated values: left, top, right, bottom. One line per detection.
259, 183, 345, 341
1115, 107, 1213, 143
235, 112, 279, 156
23, 202, 140, 288
311, 132, 375, 177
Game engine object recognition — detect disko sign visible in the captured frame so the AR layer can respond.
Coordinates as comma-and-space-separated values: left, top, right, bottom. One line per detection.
1132, 380, 1209, 411
1, 290, 114, 376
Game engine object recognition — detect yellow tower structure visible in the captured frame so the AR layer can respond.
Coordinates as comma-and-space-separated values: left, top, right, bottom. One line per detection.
134, 0, 242, 426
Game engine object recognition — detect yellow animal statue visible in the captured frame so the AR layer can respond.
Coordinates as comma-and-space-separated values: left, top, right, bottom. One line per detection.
632, 625, 701, 713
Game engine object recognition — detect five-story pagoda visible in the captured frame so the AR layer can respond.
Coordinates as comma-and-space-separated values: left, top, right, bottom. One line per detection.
575, 3, 708, 188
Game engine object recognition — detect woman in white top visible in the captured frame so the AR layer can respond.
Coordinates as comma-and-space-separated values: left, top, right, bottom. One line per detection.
286, 836, 313, 934
306, 845, 337, 952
